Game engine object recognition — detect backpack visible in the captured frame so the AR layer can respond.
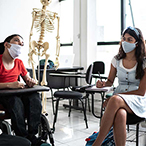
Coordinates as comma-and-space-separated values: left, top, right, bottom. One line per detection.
38, 59, 55, 69
85, 127, 115, 146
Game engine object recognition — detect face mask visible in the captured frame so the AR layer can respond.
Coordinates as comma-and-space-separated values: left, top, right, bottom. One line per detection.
8, 43, 22, 59
122, 41, 137, 53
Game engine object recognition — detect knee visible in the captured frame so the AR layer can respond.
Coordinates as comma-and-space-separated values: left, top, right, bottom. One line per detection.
114, 108, 127, 125
108, 95, 124, 106
29, 93, 41, 103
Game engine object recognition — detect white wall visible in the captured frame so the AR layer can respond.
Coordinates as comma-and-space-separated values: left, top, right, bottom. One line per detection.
0, 0, 98, 70
0, 0, 60, 67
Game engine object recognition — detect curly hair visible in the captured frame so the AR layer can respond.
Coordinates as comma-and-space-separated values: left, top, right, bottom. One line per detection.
115, 27, 146, 79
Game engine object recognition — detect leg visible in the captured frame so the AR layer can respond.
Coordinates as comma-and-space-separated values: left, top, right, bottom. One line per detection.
113, 108, 127, 146
92, 95, 133, 146
21, 92, 42, 145
22, 92, 42, 135
0, 96, 28, 137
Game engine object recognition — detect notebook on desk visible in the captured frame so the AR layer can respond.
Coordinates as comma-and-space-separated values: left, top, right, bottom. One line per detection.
59, 54, 75, 68
86, 85, 113, 92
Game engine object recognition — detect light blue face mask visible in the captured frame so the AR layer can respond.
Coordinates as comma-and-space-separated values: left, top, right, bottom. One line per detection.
122, 41, 137, 53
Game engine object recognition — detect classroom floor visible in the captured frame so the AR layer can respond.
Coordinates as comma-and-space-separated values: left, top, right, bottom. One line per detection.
45, 92, 146, 146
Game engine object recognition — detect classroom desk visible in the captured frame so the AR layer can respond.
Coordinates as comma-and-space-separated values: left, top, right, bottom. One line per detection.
0, 85, 50, 119
0, 85, 49, 96
49, 72, 87, 110
85, 86, 113, 119
49, 72, 86, 86
27, 66, 84, 87
27, 67, 84, 112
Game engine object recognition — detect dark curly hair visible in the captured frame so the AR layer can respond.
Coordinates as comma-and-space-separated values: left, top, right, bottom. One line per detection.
115, 27, 146, 79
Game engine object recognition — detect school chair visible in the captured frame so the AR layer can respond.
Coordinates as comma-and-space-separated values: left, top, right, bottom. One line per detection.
52, 64, 94, 131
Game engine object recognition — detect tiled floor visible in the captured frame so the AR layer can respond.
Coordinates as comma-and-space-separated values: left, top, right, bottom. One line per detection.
45, 92, 146, 146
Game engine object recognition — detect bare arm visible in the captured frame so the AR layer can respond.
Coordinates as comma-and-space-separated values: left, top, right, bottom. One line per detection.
96, 64, 117, 88
22, 73, 36, 88
0, 73, 36, 89
0, 81, 25, 89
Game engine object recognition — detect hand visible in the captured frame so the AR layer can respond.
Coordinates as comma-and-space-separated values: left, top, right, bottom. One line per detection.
96, 80, 105, 88
8, 81, 25, 89
26, 78, 36, 88
103, 98, 110, 108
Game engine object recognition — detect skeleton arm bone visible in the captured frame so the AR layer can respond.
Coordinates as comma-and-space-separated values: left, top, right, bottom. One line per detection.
29, 10, 38, 49
54, 16, 60, 69
28, 41, 38, 83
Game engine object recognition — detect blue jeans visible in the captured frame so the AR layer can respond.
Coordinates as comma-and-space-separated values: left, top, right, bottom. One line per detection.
0, 92, 42, 139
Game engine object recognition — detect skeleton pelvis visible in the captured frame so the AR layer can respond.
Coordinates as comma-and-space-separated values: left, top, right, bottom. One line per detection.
31, 40, 49, 55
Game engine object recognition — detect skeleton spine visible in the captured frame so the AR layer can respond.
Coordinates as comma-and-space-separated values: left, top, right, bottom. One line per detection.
38, 20, 45, 46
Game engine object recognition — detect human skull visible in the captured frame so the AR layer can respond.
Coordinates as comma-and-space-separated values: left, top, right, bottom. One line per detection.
40, 0, 52, 6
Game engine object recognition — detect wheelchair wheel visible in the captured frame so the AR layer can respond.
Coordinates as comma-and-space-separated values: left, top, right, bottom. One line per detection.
38, 114, 55, 146
0, 121, 12, 135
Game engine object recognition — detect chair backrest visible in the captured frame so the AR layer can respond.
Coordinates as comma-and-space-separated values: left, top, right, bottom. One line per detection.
85, 64, 93, 84
92, 61, 105, 74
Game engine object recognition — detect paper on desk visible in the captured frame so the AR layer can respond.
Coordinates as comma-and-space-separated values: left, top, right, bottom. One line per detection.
86, 85, 113, 92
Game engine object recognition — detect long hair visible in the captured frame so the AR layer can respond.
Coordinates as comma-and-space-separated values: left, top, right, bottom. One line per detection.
0, 34, 23, 54
115, 27, 146, 79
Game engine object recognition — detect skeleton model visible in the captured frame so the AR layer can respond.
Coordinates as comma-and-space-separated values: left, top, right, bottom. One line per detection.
28, 0, 60, 113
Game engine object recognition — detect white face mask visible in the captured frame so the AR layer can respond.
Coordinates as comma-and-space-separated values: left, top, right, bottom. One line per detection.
8, 43, 22, 59
122, 41, 137, 53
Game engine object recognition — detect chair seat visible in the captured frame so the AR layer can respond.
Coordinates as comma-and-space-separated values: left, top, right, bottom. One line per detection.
54, 91, 82, 99
126, 113, 145, 124
53, 90, 88, 130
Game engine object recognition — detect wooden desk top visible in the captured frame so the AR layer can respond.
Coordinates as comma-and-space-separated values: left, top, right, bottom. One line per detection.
0, 85, 49, 96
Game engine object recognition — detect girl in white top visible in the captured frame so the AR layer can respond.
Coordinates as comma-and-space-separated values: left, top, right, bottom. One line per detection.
93, 26, 146, 146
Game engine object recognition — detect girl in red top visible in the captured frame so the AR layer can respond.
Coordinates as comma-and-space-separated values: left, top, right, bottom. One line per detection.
0, 34, 50, 146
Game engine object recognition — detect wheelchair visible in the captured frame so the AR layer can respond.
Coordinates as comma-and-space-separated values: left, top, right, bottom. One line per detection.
0, 103, 55, 146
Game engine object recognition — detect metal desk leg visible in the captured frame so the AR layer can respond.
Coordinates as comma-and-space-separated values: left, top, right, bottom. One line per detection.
91, 92, 105, 120
100, 92, 105, 118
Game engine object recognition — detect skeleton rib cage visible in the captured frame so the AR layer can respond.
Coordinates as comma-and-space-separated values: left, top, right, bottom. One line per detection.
33, 8, 57, 33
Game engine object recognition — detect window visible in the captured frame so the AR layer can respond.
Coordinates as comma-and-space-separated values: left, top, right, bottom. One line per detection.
96, 0, 121, 42
59, 0, 73, 55
125, 0, 146, 38
96, 0, 121, 76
